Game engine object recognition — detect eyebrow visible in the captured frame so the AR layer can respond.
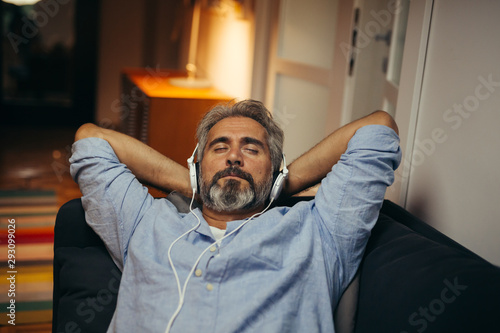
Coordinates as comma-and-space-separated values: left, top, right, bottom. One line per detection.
207, 136, 229, 149
207, 136, 266, 150
242, 137, 266, 150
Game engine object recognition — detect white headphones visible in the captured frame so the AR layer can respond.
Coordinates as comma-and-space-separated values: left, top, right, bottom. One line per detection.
187, 144, 200, 194
187, 144, 288, 201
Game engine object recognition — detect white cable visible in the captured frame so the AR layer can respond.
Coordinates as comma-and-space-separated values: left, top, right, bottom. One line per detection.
165, 198, 275, 333
165, 192, 201, 332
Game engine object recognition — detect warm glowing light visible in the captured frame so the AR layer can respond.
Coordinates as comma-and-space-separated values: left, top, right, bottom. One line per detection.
129, 73, 231, 100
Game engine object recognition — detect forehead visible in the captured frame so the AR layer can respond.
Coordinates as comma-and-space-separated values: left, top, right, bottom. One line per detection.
207, 117, 268, 144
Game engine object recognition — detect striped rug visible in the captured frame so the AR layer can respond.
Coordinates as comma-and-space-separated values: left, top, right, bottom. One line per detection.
0, 190, 56, 326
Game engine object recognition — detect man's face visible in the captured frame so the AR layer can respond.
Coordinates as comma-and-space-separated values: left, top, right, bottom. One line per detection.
199, 117, 274, 213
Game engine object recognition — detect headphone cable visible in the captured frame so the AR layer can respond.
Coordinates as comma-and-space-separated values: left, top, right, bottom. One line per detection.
165, 196, 274, 333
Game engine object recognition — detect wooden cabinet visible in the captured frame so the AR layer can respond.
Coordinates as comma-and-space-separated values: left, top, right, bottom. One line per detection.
121, 68, 232, 195
121, 68, 232, 165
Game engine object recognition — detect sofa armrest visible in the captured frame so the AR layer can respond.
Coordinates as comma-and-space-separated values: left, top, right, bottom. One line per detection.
354, 200, 500, 333
53, 199, 121, 333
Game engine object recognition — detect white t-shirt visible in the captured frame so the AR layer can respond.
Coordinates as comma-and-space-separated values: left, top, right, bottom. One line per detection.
209, 225, 225, 243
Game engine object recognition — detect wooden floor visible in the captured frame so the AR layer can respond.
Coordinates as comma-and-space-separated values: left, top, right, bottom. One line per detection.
0, 125, 82, 206
0, 125, 82, 332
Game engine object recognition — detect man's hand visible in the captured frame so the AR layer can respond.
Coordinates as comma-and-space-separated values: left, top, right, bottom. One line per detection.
282, 111, 398, 197
75, 124, 192, 197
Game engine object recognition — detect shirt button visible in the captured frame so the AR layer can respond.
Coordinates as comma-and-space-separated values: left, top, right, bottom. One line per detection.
195, 269, 202, 277
210, 245, 217, 252
206, 283, 214, 291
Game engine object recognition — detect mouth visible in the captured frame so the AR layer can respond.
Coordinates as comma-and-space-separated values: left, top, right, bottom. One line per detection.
223, 174, 244, 179
220, 175, 248, 185
215, 167, 253, 185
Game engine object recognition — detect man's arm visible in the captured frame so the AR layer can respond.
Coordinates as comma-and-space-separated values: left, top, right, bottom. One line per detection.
282, 110, 398, 196
75, 123, 192, 197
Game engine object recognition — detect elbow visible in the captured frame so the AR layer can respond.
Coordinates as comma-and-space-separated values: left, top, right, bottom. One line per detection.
75, 123, 103, 142
371, 110, 399, 135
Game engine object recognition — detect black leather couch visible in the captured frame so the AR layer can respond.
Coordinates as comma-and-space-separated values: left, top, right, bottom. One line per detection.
52, 196, 500, 333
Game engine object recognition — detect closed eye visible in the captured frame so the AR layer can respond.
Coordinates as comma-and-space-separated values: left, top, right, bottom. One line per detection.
244, 147, 259, 154
214, 147, 228, 152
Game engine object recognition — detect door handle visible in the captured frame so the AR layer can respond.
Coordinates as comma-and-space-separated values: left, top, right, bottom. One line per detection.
375, 30, 392, 46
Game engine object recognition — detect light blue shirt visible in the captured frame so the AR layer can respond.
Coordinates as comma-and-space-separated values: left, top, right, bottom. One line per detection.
70, 125, 401, 333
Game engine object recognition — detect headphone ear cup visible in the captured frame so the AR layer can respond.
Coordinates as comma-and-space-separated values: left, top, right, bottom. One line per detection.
188, 160, 198, 194
269, 153, 289, 201
187, 144, 199, 194
195, 162, 200, 194
269, 171, 285, 201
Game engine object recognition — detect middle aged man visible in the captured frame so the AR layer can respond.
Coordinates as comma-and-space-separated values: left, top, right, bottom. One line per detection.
70, 99, 401, 332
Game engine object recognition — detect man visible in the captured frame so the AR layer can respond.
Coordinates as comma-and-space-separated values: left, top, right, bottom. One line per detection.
70, 99, 400, 332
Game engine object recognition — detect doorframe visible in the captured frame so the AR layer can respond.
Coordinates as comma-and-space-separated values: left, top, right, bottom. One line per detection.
250, 0, 275, 102
385, 0, 434, 206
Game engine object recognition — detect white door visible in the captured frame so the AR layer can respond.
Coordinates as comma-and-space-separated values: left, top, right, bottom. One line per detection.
263, 0, 410, 163
342, 0, 410, 123
264, 0, 354, 162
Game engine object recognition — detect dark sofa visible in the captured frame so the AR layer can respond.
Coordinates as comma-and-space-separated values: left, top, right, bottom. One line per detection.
52, 196, 500, 333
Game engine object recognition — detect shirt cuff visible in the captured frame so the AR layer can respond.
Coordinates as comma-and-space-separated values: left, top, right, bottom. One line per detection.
347, 125, 401, 168
70, 137, 118, 163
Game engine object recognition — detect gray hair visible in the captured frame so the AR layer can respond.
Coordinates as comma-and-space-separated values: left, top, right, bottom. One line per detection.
196, 99, 284, 172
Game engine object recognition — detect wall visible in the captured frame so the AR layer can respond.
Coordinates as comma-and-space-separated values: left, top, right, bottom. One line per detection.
95, 0, 146, 127
95, 0, 188, 127
95, 1, 253, 125
196, 5, 255, 100
402, 0, 500, 265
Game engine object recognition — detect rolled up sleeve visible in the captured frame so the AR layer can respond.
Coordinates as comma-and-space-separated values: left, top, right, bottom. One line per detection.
314, 125, 401, 298
70, 137, 153, 269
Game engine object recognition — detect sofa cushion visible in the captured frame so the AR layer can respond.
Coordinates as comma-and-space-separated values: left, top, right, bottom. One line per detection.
334, 271, 359, 333
54, 246, 121, 333
354, 213, 500, 333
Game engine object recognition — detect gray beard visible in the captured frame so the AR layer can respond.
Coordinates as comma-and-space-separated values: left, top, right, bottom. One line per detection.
200, 168, 273, 212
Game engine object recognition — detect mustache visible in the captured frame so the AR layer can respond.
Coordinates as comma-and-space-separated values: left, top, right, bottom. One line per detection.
212, 166, 254, 186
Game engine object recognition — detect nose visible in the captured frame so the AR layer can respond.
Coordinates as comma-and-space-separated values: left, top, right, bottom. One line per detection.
227, 148, 243, 167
